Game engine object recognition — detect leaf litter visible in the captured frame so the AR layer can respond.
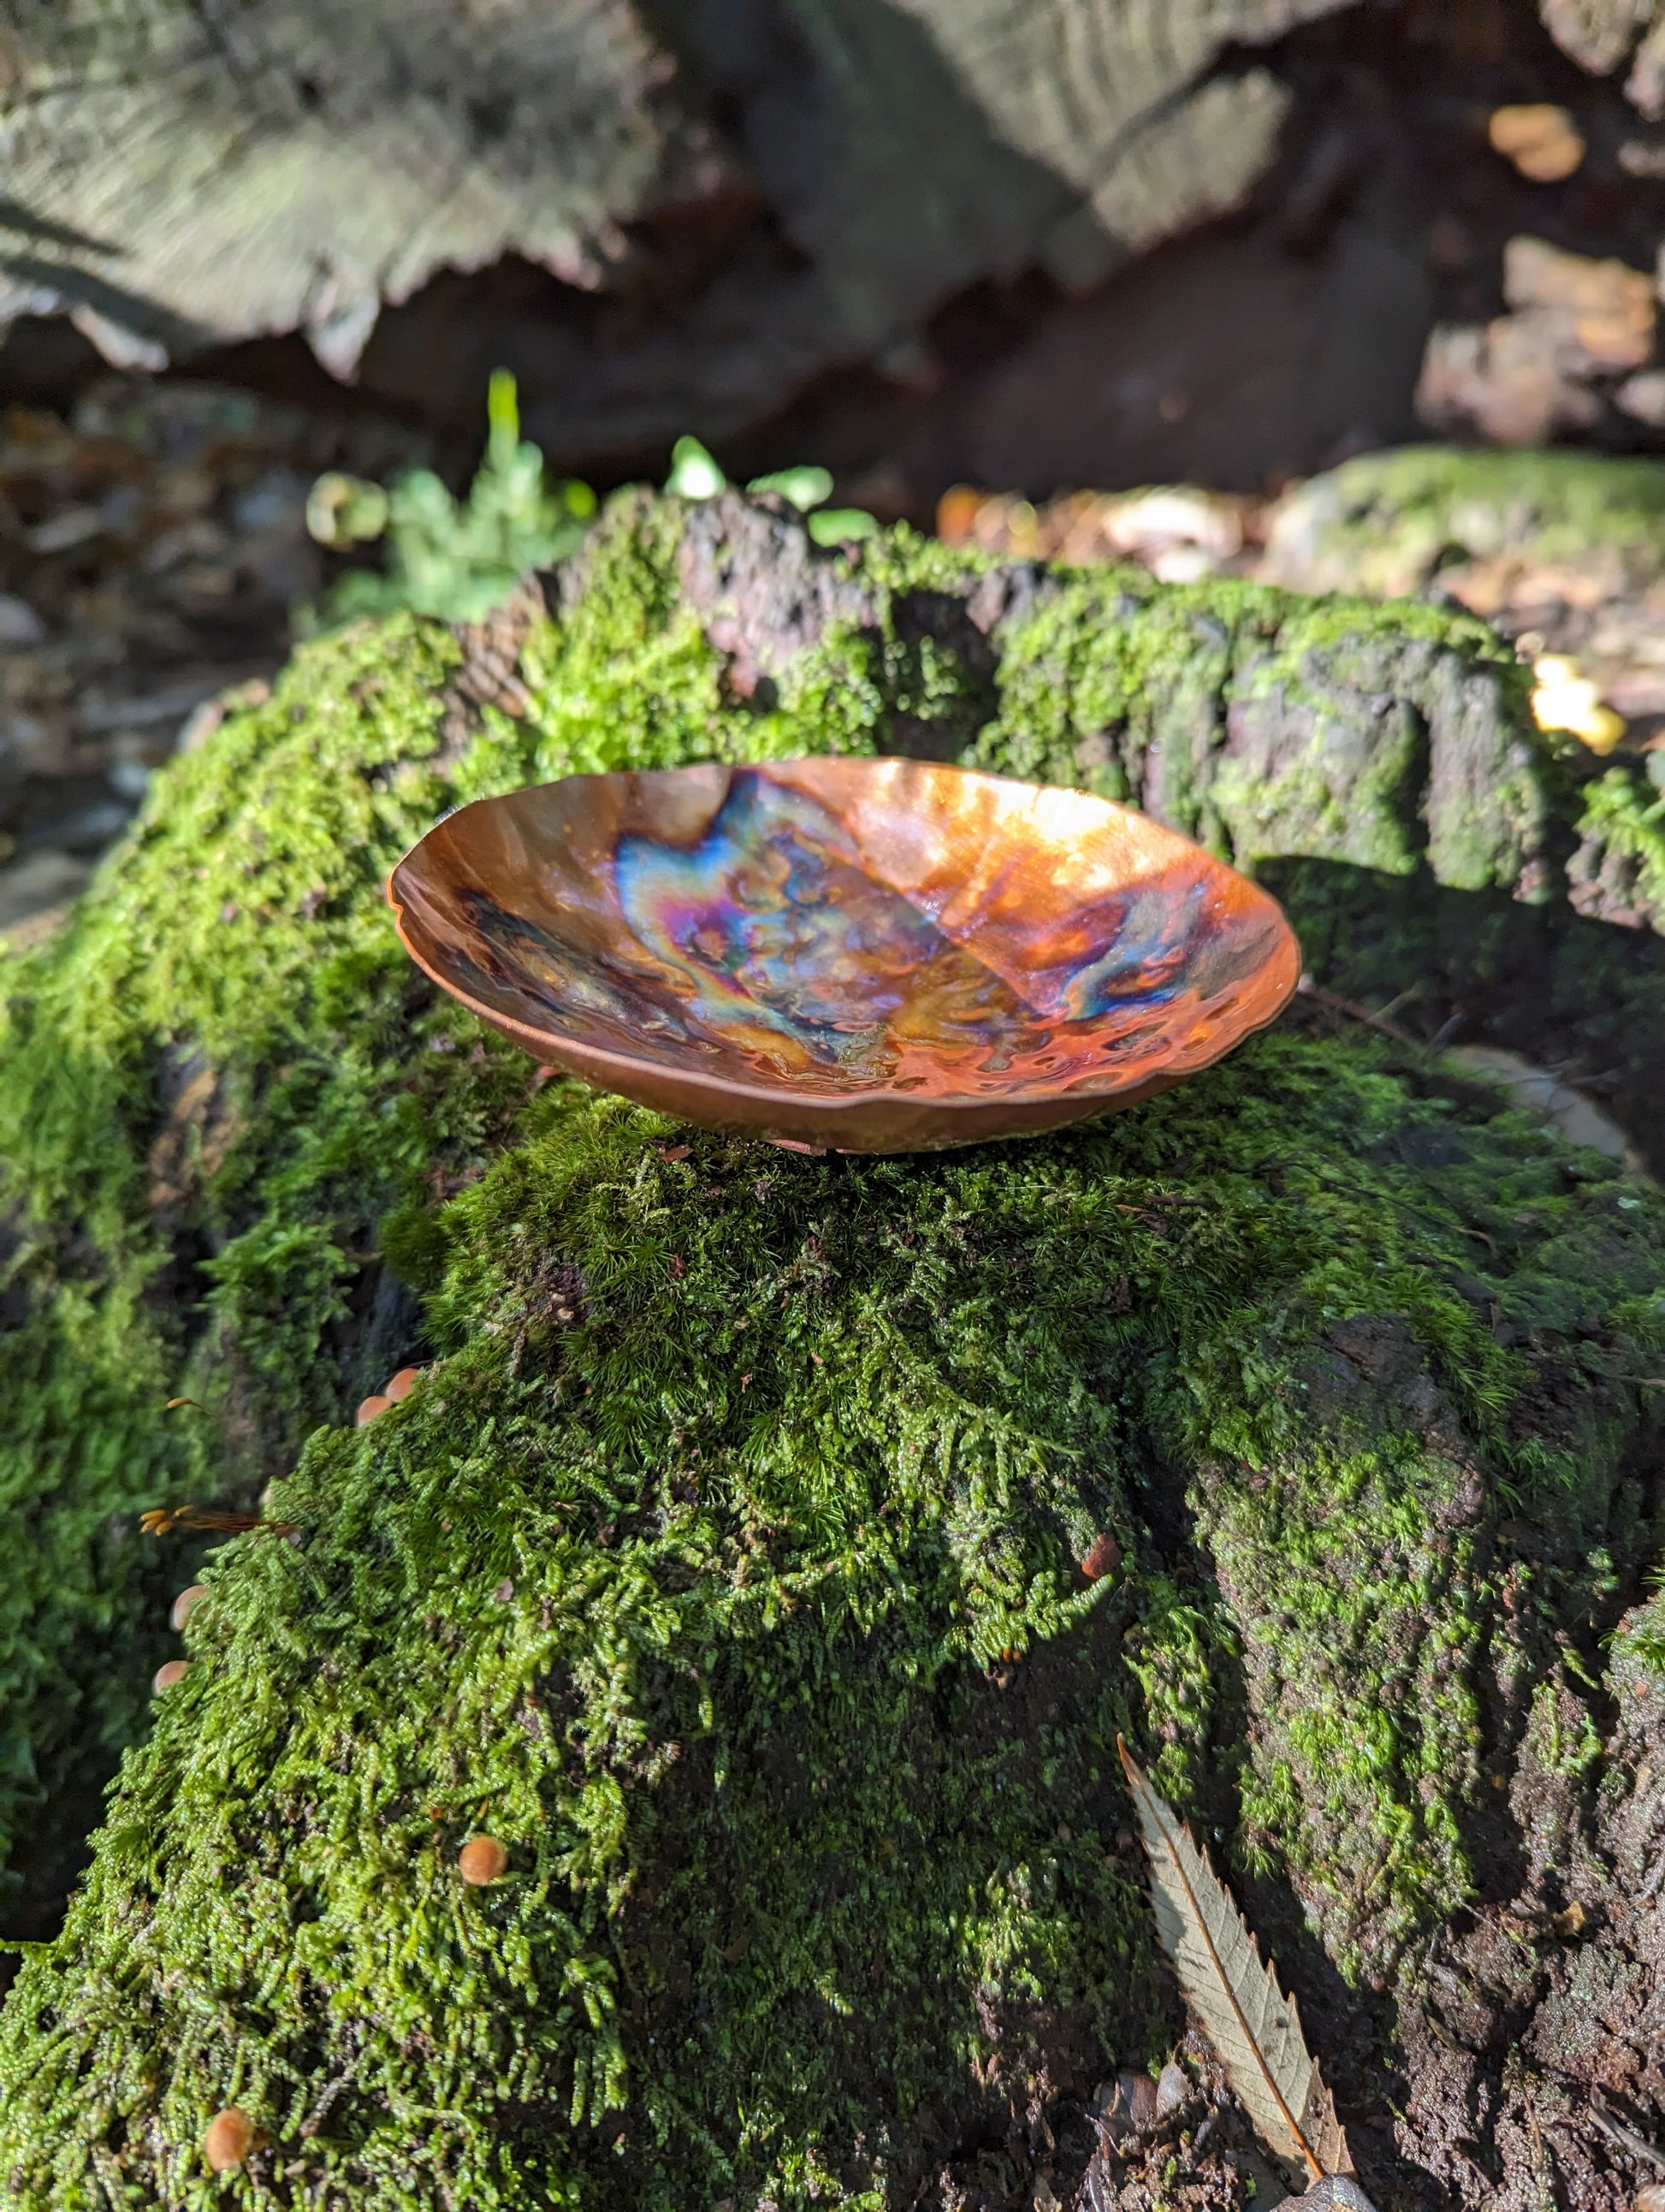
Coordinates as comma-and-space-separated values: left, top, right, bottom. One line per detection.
1117, 1739, 1374, 2208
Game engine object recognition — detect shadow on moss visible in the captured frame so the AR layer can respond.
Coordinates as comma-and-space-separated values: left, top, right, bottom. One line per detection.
1268, 855, 1665, 1177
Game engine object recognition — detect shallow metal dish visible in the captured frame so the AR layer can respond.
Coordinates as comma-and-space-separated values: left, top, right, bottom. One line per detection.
387, 757, 1300, 1153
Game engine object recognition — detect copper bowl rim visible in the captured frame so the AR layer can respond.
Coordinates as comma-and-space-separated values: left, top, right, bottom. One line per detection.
385, 760, 1303, 1144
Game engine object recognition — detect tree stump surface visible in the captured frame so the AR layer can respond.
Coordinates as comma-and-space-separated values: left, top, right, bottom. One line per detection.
0, 0, 1349, 444
0, 492, 1661, 2208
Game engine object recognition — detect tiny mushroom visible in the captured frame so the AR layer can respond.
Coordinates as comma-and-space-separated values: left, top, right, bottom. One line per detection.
170, 1583, 209, 1633
152, 1659, 190, 1695
203, 2106, 258, 2173
383, 1365, 423, 1403
458, 1835, 510, 1885
1081, 1533, 1120, 1581
356, 1393, 392, 1426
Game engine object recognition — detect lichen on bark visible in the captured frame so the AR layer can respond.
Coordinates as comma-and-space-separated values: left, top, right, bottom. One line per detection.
0, 491, 1662, 2207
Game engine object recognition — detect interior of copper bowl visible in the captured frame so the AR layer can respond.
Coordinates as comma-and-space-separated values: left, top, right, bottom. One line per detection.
388, 758, 1299, 1103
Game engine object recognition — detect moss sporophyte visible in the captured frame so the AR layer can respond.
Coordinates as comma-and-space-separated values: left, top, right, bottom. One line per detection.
0, 487, 1659, 2209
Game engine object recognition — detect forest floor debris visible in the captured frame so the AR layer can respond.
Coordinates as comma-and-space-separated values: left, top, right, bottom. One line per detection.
1417, 235, 1661, 446
939, 455, 1665, 776
0, 373, 423, 946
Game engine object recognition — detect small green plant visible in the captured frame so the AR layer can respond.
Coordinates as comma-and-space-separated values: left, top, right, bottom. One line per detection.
302, 371, 596, 629
1625, 1570, 1665, 1675
664, 433, 729, 501
666, 433, 877, 544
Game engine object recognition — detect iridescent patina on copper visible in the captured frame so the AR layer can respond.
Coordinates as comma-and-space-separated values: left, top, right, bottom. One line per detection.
387, 758, 1301, 1152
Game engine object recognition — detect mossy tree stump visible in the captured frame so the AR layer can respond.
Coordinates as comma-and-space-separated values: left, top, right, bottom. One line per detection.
0, 493, 1662, 2208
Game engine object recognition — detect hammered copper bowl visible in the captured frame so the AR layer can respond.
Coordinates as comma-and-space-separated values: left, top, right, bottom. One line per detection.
387, 757, 1301, 1153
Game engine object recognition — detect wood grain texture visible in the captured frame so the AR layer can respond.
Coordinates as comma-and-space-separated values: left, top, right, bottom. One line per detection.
722, 0, 1353, 326
0, 0, 720, 368
0, 0, 1357, 435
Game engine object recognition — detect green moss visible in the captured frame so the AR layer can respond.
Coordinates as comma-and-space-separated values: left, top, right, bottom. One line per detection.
3, 1032, 1662, 2209
1267, 444, 1665, 599
306, 373, 595, 629
0, 488, 1662, 2204
1572, 760, 1665, 930
1619, 1593, 1665, 1677
0, 495, 896, 1938
964, 565, 1544, 894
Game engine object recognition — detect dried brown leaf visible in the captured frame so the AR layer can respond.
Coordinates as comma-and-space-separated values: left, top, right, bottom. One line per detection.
1117, 1737, 1352, 2181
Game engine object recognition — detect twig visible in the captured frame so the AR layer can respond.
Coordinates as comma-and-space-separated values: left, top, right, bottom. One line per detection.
1295, 975, 1425, 1051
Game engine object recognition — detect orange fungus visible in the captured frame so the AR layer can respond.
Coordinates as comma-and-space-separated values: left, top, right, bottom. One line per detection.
1081, 1533, 1120, 1580
170, 1583, 208, 1632
204, 2108, 257, 2172
458, 1835, 509, 1885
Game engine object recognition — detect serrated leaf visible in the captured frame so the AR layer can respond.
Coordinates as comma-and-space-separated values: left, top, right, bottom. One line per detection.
1117, 1737, 1352, 2182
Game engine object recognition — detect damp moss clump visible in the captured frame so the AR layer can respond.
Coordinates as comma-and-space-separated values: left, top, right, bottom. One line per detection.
0, 488, 1663, 2205
2, 484, 1586, 1946
0, 503, 828, 1937
2, 1032, 1662, 2210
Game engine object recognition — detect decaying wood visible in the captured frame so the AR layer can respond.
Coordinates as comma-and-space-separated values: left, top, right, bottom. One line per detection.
0, 0, 1358, 455
1537, 0, 1665, 115
1538, 0, 1656, 77
0, 0, 720, 372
